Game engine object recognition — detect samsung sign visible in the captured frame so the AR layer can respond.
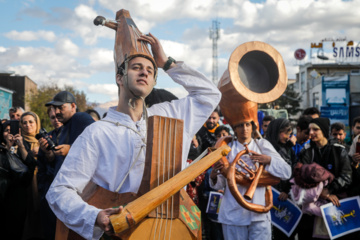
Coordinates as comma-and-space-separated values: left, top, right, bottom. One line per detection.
310, 38, 360, 60
333, 46, 360, 58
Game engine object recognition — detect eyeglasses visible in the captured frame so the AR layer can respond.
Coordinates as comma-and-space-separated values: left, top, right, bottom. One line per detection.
356, 126, 360, 130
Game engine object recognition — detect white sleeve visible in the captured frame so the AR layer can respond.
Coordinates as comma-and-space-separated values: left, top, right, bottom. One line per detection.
258, 139, 292, 180
349, 135, 358, 157
209, 174, 226, 190
46, 133, 103, 240
148, 62, 221, 167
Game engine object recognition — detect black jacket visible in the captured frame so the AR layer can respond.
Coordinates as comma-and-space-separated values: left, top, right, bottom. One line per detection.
274, 143, 296, 193
197, 125, 217, 152
299, 140, 352, 195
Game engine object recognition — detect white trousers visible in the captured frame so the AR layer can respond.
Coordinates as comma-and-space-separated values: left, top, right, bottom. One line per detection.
222, 219, 271, 240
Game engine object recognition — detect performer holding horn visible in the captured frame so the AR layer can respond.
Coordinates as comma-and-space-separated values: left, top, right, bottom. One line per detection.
46, 9, 221, 240
209, 42, 292, 240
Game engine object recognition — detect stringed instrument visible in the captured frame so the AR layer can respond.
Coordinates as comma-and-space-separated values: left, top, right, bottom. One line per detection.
55, 116, 230, 239
55, 9, 231, 239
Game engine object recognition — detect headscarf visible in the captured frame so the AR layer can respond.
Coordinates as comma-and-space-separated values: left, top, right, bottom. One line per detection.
265, 118, 291, 151
20, 111, 41, 151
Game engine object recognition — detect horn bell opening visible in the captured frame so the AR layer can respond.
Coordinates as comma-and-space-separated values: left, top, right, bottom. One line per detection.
238, 50, 279, 94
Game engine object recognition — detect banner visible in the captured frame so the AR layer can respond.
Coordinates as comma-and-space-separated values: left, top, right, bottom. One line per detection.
322, 75, 350, 107
270, 188, 302, 237
206, 191, 223, 221
0, 88, 12, 119
321, 196, 360, 239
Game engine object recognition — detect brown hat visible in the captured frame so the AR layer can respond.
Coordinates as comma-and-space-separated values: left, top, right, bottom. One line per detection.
114, 9, 157, 77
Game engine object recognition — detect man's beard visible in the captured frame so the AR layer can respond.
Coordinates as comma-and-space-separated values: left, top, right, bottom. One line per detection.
206, 122, 216, 129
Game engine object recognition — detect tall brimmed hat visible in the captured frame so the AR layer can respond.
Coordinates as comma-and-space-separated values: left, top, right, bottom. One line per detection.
114, 9, 157, 78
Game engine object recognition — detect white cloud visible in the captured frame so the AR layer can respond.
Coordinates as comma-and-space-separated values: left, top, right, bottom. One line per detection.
74, 4, 98, 20
4, 30, 56, 42
88, 48, 114, 71
55, 38, 79, 56
0, 45, 93, 87
3, 0, 360, 105
87, 84, 118, 100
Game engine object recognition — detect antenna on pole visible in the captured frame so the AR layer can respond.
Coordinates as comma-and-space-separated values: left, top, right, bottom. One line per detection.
209, 20, 220, 85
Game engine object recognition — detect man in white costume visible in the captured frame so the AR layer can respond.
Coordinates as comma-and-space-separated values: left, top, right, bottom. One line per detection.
46, 30, 221, 239
210, 121, 291, 240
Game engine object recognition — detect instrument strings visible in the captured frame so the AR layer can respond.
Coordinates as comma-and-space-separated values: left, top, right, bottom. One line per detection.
152, 117, 177, 239
169, 119, 176, 239
153, 118, 162, 239
130, 24, 152, 56
157, 118, 167, 239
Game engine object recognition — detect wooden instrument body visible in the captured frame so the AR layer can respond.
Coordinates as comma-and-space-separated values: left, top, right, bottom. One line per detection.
55, 187, 199, 240
55, 116, 230, 239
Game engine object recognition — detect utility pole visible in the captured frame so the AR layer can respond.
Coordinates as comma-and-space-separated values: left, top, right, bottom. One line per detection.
209, 20, 220, 85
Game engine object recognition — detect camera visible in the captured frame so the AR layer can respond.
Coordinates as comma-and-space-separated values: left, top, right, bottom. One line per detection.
36, 128, 57, 151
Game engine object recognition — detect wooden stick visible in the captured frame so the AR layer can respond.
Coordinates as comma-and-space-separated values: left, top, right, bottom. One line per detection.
93, 16, 118, 31
110, 144, 231, 234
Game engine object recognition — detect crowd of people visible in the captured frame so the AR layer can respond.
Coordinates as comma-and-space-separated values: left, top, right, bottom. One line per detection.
184, 106, 360, 240
2, 95, 360, 240
3, 95, 360, 240
0, 94, 96, 240
2, 32, 360, 240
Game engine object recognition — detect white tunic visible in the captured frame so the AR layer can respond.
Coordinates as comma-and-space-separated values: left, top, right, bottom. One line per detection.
348, 134, 359, 157
46, 62, 221, 240
210, 138, 291, 226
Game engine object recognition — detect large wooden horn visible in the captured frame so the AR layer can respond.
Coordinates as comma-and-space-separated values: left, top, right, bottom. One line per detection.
218, 41, 287, 128
217, 41, 287, 213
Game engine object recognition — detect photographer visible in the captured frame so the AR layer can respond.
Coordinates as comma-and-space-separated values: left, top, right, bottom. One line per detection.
38, 91, 93, 240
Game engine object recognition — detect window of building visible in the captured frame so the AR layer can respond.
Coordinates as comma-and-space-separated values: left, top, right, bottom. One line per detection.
301, 72, 306, 91
313, 92, 319, 108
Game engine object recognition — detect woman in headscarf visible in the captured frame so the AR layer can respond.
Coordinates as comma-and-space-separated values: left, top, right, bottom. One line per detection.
265, 118, 296, 240
266, 118, 296, 196
20, 111, 41, 158
0, 120, 36, 239
20, 111, 44, 239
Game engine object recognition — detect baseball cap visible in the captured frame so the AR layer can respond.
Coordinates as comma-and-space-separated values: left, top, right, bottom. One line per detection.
45, 91, 76, 107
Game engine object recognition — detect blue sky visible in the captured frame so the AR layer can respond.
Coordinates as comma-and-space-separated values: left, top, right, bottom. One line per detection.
1, 0, 359, 108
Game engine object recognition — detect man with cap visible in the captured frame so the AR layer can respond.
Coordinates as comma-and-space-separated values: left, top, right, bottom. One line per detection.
46, 10, 221, 240
39, 91, 94, 175
297, 117, 352, 239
